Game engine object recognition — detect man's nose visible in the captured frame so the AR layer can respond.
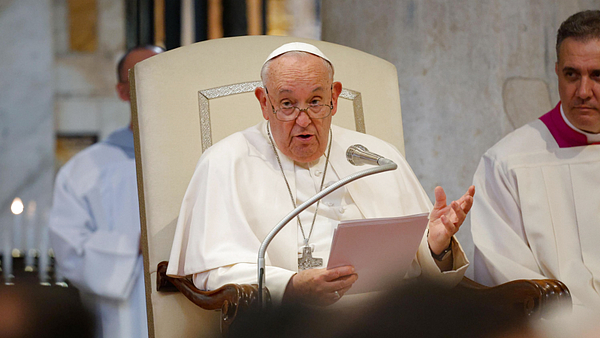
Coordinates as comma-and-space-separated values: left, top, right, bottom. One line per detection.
577, 76, 593, 99
295, 109, 312, 127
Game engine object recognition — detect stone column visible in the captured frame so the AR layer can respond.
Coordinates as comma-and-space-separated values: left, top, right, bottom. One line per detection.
0, 0, 54, 248
322, 0, 599, 270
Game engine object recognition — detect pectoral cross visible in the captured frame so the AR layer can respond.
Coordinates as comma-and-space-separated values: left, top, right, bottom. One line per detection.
298, 246, 323, 270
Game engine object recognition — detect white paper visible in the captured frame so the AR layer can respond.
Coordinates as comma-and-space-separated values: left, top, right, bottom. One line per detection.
327, 212, 429, 294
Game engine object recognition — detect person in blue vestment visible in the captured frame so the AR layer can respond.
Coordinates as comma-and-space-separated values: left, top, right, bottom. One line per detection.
49, 45, 162, 338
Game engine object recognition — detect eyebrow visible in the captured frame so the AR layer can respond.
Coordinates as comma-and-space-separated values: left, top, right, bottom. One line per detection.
562, 66, 600, 74
276, 86, 326, 95
561, 66, 578, 72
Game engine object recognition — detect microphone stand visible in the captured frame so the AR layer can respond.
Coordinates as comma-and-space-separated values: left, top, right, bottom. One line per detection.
257, 161, 397, 309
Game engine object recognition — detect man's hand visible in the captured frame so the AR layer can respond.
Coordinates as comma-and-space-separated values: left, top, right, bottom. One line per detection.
283, 266, 357, 307
427, 185, 475, 255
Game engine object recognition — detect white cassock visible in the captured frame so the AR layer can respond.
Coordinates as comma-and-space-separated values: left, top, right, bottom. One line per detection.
471, 104, 600, 316
49, 127, 148, 338
168, 121, 468, 304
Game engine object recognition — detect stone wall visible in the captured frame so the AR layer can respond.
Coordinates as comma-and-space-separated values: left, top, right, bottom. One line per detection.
321, 0, 600, 274
0, 0, 54, 247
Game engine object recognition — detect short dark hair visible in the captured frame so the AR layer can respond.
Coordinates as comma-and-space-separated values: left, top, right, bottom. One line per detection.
556, 10, 600, 60
116, 45, 165, 83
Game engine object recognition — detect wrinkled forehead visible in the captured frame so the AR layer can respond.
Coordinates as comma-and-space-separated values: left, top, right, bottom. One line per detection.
262, 52, 334, 92
557, 37, 600, 64
266, 53, 332, 89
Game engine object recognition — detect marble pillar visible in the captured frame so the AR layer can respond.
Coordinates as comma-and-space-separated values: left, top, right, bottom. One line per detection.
0, 0, 54, 250
321, 0, 600, 274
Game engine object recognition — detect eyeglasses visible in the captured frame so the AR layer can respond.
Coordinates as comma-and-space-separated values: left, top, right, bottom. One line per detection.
265, 88, 334, 122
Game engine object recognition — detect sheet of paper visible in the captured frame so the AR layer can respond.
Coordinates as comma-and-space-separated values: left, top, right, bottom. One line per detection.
327, 212, 429, 294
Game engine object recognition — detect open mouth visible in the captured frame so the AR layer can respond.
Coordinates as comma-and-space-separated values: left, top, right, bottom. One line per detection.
297, 134, 312, 139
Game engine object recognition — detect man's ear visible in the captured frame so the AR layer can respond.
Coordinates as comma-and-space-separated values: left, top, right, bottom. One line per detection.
116, 82, 130, 102
330, 81, 343, 117
255, 87, 270, 120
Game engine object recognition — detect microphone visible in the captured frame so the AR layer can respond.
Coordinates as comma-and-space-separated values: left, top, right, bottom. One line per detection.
346, 144, 395, 166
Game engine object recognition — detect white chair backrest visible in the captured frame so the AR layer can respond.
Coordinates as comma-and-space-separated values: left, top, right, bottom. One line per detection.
131, 35, 404, 337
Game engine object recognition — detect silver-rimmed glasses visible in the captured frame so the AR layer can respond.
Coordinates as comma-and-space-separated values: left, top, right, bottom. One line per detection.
265, 88, 334, 122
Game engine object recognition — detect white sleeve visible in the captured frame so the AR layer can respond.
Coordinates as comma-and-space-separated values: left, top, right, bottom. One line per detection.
48, 171, 142, 300
406, 232, 468, 287
471, 155, 547, 286
193, 263, 296, 305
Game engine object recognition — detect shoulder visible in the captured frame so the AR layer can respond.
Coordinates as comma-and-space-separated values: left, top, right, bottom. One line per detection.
482, 120, 553, 163
332, 125, 403, 158
195, 123, 268, 170
200, 124, 258, 159
332, 125, 379, 141
56, 139, 133, 189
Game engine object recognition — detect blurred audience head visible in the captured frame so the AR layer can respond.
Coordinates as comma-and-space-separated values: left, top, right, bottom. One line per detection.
0, 285, 95, 338
230, 282, 540, 338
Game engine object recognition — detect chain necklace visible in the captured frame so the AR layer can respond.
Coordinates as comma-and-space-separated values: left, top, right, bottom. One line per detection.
266, 122, 332, 270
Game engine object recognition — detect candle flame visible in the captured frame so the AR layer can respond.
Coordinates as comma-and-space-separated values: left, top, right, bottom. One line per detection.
11, 197, 24, 215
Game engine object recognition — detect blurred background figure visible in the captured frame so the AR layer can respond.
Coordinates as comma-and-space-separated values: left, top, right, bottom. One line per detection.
48, 45, 162, 338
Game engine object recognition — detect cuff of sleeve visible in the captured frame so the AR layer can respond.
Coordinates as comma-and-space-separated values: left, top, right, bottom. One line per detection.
263, 267, 296, 306
417, 234, 469, 287
202, 264, 296, 307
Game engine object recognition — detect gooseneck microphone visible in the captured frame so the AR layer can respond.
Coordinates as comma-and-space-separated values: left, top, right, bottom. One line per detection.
257, 145, 397, 309
346, 144, 395, 166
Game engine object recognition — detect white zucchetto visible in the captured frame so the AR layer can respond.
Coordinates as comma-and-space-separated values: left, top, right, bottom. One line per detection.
263, 42, 332, 69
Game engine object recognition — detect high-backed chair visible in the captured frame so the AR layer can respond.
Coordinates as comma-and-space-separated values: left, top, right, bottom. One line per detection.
131, 36, 570, 338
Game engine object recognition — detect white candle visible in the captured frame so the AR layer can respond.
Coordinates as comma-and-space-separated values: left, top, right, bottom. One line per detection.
2, 221, 13, 284
54, 265, 67, 287
38, 208, 51, 285
11, 198, 24, 258
25, 200, 37, 271
4, 198, 23, 284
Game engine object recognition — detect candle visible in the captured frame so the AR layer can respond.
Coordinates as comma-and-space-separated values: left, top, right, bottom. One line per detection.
55, 265, 67, 287
2, 223, 12, 284
11, 198, 24, 258
25, 200, 37, 271
38, 208, 51, 286
3, 198, 23, 284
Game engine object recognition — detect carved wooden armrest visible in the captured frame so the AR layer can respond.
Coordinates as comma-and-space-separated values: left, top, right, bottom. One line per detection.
156, 261, 270, 335
456, 277, 571, 319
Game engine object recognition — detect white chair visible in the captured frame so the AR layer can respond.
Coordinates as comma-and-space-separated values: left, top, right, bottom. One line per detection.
130, 36, 570, 337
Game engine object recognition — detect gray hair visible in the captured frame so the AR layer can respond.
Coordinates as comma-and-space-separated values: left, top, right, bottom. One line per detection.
556, 10, 600, 61
260, 51, 334, 89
